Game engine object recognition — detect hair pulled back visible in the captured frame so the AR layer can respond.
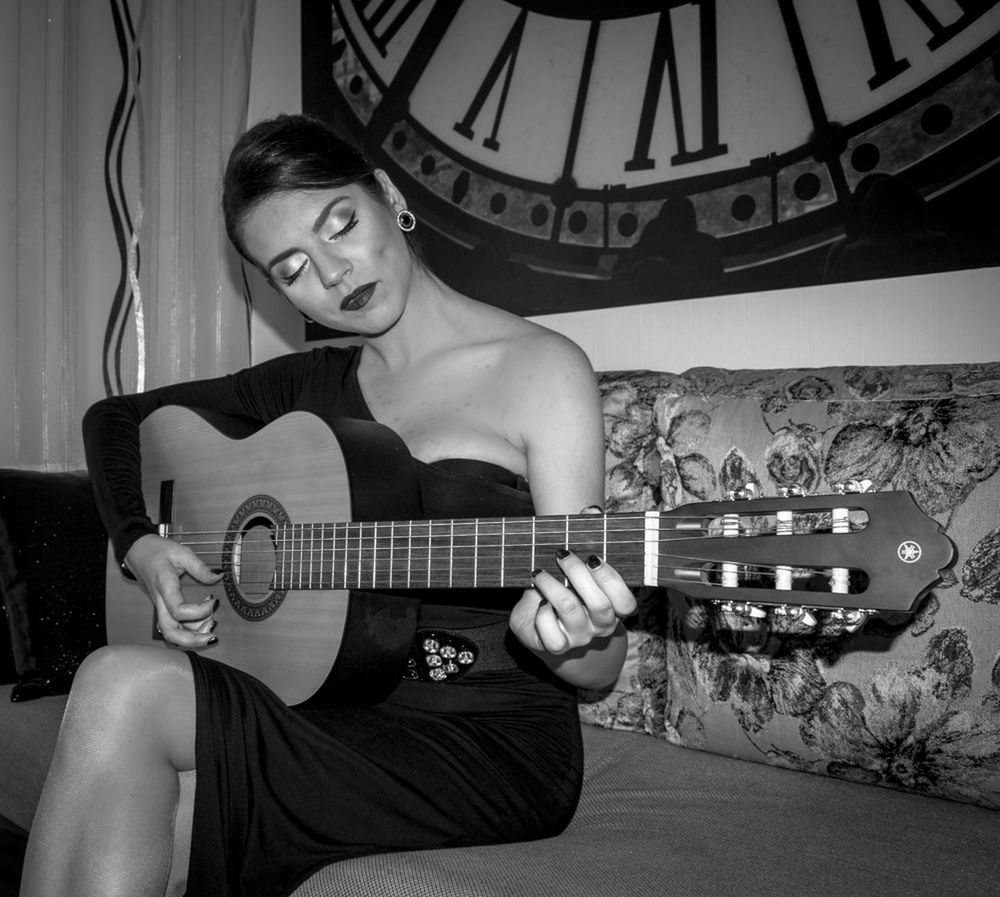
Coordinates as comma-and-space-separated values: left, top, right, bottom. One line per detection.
223, 114, 381, 262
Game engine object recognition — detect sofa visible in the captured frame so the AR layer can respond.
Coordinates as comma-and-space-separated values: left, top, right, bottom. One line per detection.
2, 360, 999, 896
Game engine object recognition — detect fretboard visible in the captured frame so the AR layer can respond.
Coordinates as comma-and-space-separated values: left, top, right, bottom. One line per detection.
272, 514, 650, 590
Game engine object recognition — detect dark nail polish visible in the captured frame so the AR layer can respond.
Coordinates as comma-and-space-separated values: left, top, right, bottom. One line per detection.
530, 567, 544, 579
555, 548, 572, 560
213, 598, 220, 613
210, 620, 218, 633
207, 636, 219, 646
211, 566, 224, 575
587, 554, 603, 569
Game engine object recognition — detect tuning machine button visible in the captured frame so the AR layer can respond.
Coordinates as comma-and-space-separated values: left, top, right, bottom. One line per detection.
772, 605, 818, 628
716, 600, 767, 619
831, 478, 875, 494
828, 608, 874, 634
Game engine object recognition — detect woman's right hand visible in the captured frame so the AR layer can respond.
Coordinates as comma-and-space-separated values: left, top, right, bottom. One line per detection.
123, 533, 225, 649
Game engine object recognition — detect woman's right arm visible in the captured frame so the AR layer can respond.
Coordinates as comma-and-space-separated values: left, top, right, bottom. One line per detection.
83, 351, 327, 648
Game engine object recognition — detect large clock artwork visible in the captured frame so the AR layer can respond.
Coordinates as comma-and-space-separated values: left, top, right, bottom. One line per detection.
301, 0, 1000, 323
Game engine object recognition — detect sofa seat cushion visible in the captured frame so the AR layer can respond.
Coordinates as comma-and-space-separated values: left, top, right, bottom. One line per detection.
3, 690, 996, 895
293, 725, 999, 897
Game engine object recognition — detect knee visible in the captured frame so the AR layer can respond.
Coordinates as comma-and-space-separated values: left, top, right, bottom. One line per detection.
69, 645, 190, 718
58, 645, 197, 771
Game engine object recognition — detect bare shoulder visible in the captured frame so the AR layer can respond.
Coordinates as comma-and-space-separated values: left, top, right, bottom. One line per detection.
506, 319, 596, 387
450, 295, 598, 401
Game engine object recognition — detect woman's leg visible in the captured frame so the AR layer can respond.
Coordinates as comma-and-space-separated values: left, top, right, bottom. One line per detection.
19, 644, 197, 897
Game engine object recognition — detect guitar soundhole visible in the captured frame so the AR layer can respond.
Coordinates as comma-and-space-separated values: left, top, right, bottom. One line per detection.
222, 494, 290, 621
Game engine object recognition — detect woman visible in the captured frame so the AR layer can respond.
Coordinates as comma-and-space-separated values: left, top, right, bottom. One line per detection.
20, 114, 636, 897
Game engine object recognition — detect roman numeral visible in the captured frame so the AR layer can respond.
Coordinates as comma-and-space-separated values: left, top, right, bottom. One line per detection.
453, 7, 527, 150
859, 0, 999, 89
349, 0, 427, 58
353, 0, 463, 146
625, 0, 727, 173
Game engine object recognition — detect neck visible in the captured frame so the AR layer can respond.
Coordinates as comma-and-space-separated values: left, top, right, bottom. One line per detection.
360, 266, 465, 371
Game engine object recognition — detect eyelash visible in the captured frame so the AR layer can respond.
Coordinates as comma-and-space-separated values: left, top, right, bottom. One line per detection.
280, 212, 359, 286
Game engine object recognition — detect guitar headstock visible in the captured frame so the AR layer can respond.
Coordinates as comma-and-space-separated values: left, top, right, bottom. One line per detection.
660, 486, 955, 632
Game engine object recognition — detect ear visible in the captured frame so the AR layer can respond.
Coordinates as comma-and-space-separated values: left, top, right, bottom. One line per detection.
374, 168, 406, 213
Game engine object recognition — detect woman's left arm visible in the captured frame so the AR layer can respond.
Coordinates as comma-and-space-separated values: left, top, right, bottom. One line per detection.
507, 331, 637, 689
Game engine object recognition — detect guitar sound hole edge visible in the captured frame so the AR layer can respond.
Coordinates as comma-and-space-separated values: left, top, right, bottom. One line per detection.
223, 494, 290, 622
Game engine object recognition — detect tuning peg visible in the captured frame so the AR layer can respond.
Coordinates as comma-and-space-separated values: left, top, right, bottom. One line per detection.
717, 600, 767, 619
777, 484, 806, 497
724, 483, 759, 501
831, 478, 875, 494
828, 608, 873, 634
772, 605, 818, 628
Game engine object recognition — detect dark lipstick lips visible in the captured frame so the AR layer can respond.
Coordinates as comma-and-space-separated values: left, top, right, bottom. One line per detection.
341, 282, 376, 311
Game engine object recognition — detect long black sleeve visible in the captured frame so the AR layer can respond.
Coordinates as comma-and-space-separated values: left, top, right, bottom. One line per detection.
82, 347, 359, 565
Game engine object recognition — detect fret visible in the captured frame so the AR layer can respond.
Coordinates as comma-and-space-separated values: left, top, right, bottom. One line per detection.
308, 522, 316, 589
643, 511, 659, 587
318, 522, 328, 589
336, 522, 343, 588
296, 523, 304, 589
347, 521, 361, 589
500, 518, 506, 586
450, 519, 478, 588
501, 517, 535, 587
299, 523, 307, 589
449, 519, 455, 588
426, 520, 452, 588
409, 520, 431, 588
275, 525, 285, 589
406, 519, 412, 589
472, 517, 504, 587
533, 515, 570, 563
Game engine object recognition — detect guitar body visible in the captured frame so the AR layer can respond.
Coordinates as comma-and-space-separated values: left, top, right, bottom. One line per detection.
105, 406, 420, 707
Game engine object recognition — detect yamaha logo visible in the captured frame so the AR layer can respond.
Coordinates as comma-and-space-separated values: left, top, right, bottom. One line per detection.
897, 541, 922, 564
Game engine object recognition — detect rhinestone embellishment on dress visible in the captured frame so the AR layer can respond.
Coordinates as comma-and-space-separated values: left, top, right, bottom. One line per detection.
404, 630, 479, 682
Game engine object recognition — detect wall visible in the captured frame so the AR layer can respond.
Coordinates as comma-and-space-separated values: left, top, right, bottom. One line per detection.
247, 0, 1000, 373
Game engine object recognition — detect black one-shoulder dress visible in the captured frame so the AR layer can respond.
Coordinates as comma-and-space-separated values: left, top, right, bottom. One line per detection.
82, 346, 583, 897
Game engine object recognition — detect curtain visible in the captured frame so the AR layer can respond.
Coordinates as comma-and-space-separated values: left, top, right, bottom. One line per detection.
0, 0, 255, 470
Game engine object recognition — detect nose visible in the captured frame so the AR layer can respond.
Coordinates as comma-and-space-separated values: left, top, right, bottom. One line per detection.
318, 256, 351, 289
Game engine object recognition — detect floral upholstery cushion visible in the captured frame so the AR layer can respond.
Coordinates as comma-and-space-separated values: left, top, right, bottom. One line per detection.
580, 363, 1000, 811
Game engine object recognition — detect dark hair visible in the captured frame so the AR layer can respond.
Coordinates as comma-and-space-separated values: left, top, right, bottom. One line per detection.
222, 114, 383, 261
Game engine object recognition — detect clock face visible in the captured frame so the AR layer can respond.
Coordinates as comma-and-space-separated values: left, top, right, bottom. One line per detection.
301, 0, 1000, 316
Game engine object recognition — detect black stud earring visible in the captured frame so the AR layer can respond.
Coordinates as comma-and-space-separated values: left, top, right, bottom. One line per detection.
396, 209, 416, 232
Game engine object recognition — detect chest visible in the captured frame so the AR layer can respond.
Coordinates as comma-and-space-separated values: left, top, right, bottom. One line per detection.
356, 353, 525, 471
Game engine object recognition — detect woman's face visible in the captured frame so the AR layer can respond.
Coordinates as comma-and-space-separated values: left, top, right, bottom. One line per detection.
239, 170, 414, 335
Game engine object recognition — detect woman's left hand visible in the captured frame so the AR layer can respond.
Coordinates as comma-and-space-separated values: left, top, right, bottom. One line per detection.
509, 547, 637, 657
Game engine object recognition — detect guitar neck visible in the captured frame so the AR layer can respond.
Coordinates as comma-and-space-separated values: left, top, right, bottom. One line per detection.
267, 514, 648, 591
166, 490, 951, 614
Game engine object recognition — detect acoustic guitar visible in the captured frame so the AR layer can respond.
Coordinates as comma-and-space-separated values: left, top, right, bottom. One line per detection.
106, 406, 955, 705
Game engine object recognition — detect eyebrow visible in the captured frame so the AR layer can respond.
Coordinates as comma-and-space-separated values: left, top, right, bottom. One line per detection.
264, 196, 348, 272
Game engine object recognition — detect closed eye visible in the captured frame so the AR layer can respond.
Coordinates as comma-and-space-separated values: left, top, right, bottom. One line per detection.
279, 257, 309, 286
329, 212, 358, 241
